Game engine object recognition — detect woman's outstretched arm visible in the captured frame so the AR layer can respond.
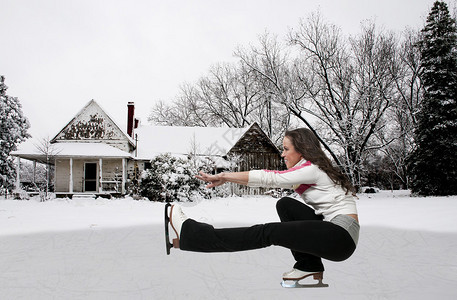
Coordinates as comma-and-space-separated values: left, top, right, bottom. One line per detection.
196, 171, 250, 188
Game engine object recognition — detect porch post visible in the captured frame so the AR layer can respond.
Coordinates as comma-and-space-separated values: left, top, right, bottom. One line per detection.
69, 158, 73, 193
99, 158, 103, 193
16, 157, 20, 191
33, 161, 37, 184
122, 158, 126, 194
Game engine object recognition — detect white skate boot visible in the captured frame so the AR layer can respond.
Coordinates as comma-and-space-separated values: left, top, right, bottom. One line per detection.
164, 203, 189, 255
281, 269, 328, 288
170, 205, 188, 236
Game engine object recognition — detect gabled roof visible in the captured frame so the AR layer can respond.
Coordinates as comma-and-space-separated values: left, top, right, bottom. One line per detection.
51, 99, 134, 147
134, 125, 252, 160
230, 122, 280, 154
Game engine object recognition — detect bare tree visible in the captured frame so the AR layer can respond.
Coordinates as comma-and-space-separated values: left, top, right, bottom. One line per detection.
287, 14, 399, 188
148, 84, 211, 127
34, 137, 59, 201
375, 28, 423, 189
149, 63, 258, 128
235, 32, 302, 145
148, 56, 291, 145
395, 28, 423, 127
196, 62, 260, 128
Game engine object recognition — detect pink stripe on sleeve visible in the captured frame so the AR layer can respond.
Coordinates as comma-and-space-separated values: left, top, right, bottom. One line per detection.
295, 184, 315, 195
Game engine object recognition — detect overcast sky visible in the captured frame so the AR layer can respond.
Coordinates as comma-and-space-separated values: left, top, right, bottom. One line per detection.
1, 0, 442, 140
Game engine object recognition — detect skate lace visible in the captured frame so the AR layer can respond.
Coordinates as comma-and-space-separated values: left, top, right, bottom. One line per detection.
178, 210, 187, 221
172, 206, 188, 222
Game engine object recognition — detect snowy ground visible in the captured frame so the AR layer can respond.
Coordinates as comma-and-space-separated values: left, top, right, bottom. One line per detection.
1, 191, 456, 300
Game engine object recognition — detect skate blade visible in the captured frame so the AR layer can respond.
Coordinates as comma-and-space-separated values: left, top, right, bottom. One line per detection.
164, 203, 173, 255
280, 279, 329, 288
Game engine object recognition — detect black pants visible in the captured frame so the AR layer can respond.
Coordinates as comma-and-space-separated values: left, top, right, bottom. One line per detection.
180, 197, 356, 272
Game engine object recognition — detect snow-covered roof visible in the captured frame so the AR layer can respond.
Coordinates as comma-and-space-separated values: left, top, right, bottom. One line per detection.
12, 141, 132, 162
134, 125, 250, 160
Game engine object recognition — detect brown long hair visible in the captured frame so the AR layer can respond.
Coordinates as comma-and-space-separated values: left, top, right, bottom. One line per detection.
285, 128, 354, 194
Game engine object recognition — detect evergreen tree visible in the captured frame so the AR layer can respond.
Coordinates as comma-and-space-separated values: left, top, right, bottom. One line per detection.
0, 75, 30, 192
409, 1, 457, 195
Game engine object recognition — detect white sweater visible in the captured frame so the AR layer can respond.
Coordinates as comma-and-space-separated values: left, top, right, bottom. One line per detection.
247, 159, 357, 221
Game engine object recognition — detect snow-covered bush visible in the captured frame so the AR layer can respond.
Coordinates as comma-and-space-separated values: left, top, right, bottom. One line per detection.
360, 186, 380, 194
12, 188, 29, 200
139, 154, 215, 202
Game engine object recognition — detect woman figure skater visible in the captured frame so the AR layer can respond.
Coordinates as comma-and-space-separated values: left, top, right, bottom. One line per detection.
166, 128, 359, 287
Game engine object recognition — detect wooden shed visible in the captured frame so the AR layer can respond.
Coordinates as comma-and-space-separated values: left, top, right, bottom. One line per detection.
228, 122, 283, 172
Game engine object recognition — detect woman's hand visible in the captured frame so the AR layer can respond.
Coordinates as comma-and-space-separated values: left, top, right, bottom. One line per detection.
196, 171, 227, 188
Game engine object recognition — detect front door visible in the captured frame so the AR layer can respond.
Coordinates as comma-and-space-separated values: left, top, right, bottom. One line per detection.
84, 163, 97, 192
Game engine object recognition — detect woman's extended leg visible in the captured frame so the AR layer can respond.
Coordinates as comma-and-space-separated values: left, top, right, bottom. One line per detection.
175, 200, 356, 267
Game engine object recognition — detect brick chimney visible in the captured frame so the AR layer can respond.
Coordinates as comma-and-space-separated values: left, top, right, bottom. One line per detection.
127, 102, 135, 138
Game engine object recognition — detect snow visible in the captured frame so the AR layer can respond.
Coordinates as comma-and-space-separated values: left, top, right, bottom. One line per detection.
134, 125, 249, 159
1, 191, 456, 299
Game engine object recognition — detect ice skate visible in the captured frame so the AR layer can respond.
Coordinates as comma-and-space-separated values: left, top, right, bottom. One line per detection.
164, 203, 188, 255
280, 269, 328, 288
164, 203, 172, 255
